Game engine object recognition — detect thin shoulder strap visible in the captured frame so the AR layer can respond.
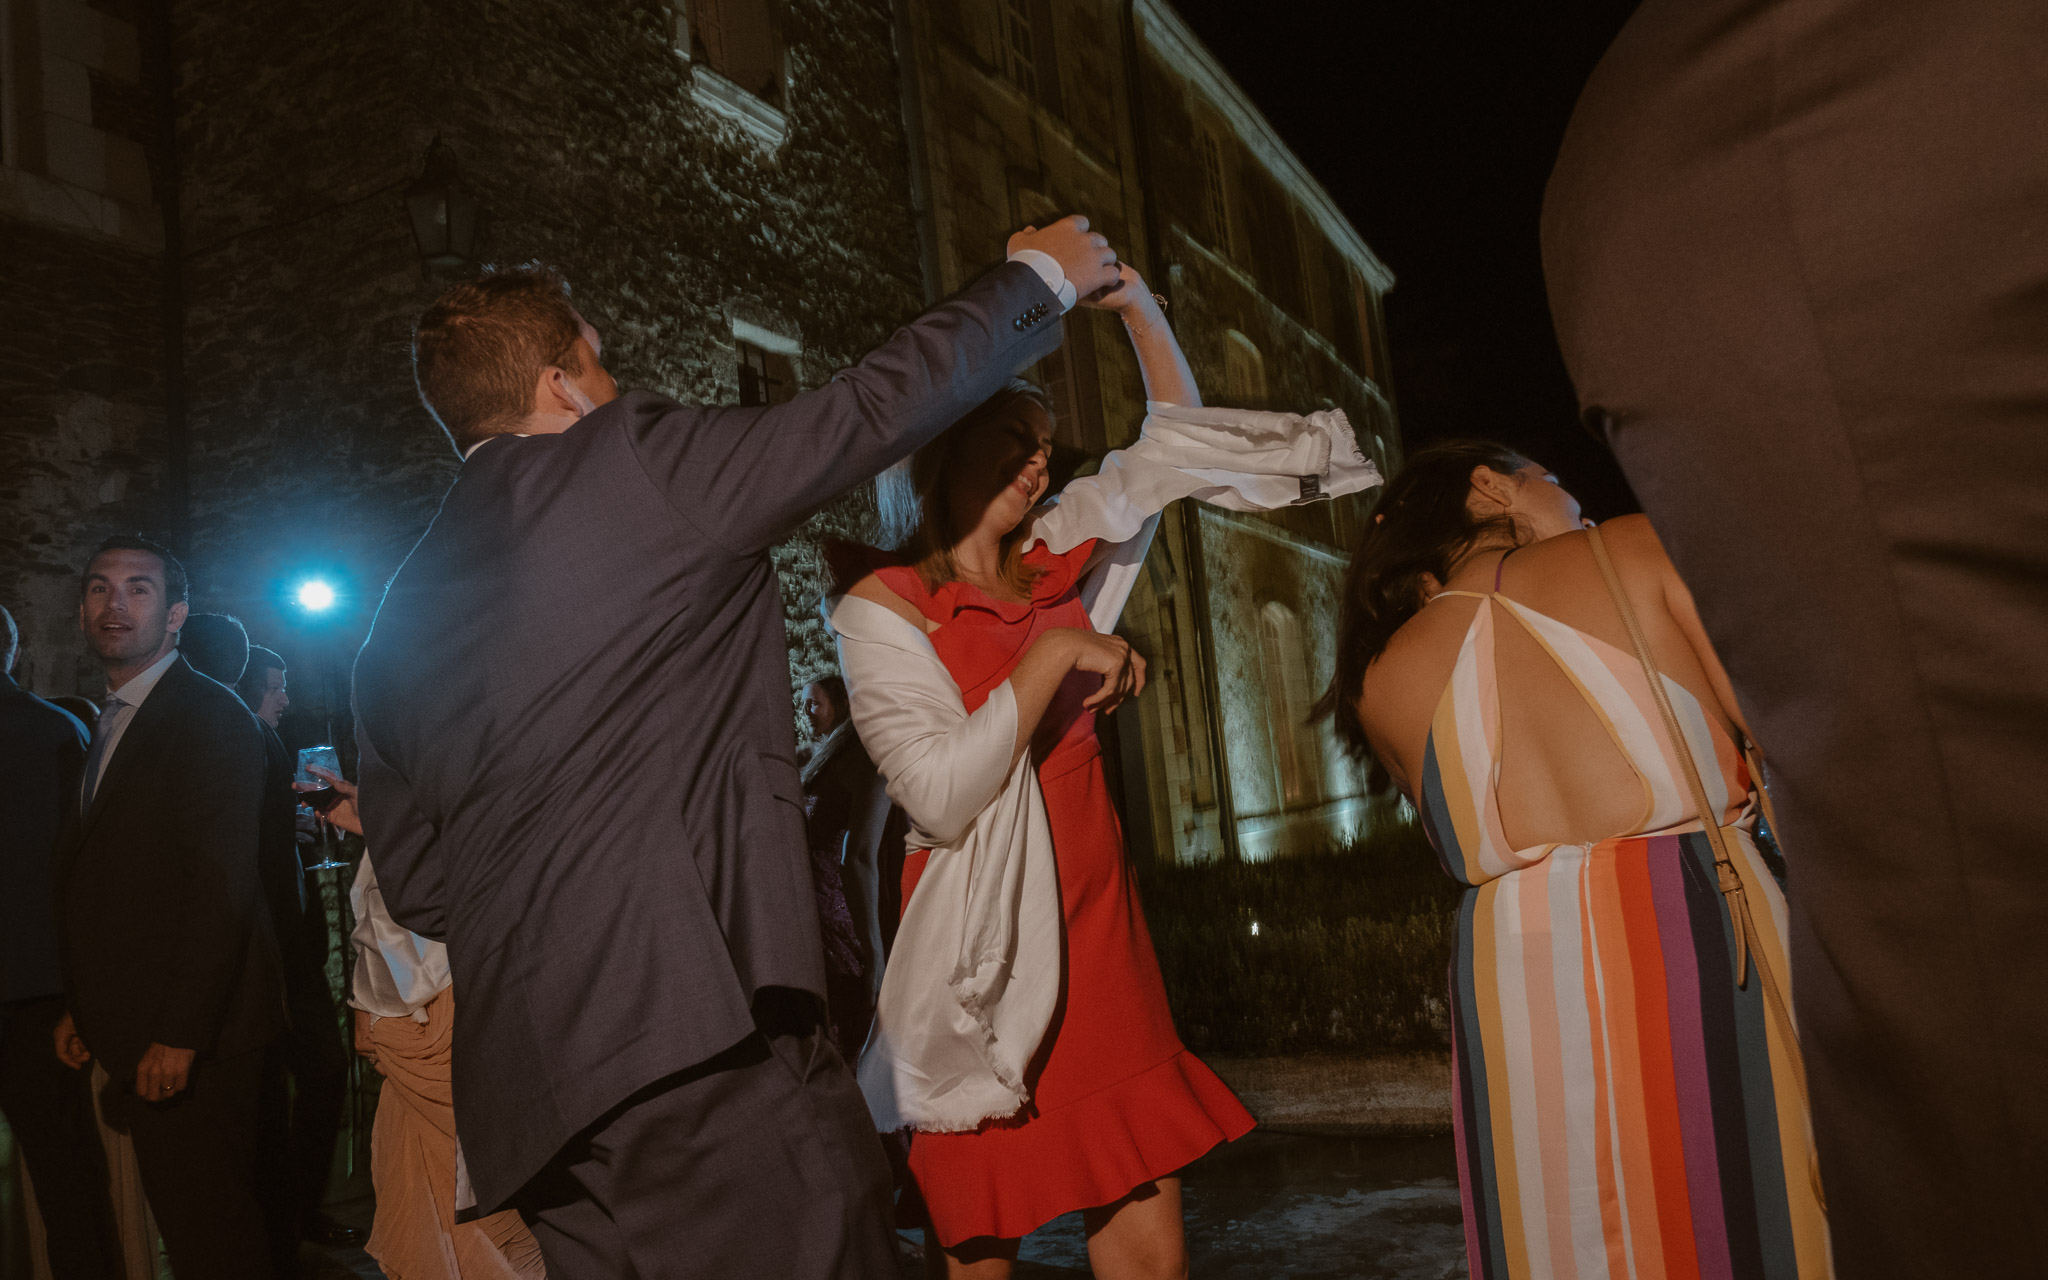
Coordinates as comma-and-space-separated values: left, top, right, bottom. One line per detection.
1585, 526, 1823, 1206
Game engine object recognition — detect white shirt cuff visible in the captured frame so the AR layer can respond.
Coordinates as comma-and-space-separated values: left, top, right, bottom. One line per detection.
1006, 249, 1077, 312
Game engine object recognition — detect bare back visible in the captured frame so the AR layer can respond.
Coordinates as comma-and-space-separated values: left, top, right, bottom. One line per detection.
1359, 515, 1748, 851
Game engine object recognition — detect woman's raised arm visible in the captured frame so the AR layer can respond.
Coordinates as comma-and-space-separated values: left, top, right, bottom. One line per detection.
1082, 265, 1201, 408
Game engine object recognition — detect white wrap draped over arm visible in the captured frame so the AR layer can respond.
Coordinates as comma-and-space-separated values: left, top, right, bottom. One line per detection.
1033, 401, 1380, 632
834, 400, 1380, 1133
828, 594, 1062, 1132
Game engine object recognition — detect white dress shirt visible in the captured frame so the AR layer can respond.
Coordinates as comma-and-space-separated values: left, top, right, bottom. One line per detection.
84, 647, 181, 808
1004, 248, 1078, 311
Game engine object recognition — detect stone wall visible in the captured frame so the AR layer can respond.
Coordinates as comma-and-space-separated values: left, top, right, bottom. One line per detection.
1127, 1, 1395, 859
0, 217, 168, 694
156, 0, 925, 737
0, 0, 170, 693
1195, 508, 1365, 859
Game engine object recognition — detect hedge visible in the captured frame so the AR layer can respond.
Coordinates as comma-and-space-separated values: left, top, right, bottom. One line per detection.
1136, 809, 1464, 1057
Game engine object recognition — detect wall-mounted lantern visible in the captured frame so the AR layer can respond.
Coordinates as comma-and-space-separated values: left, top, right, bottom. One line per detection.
404, 136, 479, 270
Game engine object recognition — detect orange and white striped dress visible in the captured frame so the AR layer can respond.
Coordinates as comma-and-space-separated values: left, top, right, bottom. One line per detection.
1420, 571, 1830, 1279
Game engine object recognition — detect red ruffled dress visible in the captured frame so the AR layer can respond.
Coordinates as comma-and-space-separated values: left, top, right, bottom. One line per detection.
864, 539, 1255, 1246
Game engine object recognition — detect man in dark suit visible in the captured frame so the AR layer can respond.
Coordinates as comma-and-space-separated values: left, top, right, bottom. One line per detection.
181, 616, 354, 1271
55, 538, 287, 1279
1542, 3, 2048, 1272
352, 217, 1116, 1277
0, 606, 120, 1279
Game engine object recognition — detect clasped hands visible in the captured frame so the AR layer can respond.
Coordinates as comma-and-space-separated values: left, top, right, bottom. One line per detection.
1007, 216, 1127, 305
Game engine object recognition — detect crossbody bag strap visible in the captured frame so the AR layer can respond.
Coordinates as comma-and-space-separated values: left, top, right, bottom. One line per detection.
1585, 527, 1754, 976
1744, 741, 1786, 850
1585, 527, 1820, 1201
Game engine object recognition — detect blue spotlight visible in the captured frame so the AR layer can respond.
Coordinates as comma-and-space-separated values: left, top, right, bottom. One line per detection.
296, 579, 337, 612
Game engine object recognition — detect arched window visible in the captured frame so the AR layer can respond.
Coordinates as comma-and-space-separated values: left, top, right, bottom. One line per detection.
1259, 601, 1321, 809
1223, 330, 1266, 407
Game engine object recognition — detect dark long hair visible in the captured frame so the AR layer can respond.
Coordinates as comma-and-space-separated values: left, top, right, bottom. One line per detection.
876, 379, 1054, 595
1314, 440, 1533, 774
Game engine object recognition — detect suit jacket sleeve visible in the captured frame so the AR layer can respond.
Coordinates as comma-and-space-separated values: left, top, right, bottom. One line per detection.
624, 261, 1064, 555
355, 726, 448, 941
154, 695, 267, 1051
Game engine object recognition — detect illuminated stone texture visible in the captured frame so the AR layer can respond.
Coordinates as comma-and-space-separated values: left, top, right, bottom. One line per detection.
4, 0, 922, 740
893, 0, 1401, 862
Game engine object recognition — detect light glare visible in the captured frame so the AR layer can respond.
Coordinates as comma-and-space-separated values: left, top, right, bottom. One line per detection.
297, 580, 337, 612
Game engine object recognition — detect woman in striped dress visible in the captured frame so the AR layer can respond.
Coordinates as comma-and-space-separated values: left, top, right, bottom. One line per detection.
1323, 441, 1831, 1279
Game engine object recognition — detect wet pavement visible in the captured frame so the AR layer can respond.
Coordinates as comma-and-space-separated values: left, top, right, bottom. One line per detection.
318, 1130, 1468, 1279
914, 1132, 1469, 1279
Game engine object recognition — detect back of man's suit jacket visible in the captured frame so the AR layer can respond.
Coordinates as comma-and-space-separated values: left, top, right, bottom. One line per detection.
57, 657, 286, 1077
352, 261, 1063, 1212
0, 675, 88, 1004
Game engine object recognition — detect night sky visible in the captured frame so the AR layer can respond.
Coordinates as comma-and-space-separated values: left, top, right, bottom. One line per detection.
1169, 0, 1643, 519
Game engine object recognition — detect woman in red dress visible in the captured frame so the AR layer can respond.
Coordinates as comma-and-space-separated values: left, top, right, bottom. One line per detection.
840, 266, 1255, 1279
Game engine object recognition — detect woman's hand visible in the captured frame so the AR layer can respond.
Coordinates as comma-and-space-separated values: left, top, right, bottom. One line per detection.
353, 1009, 380, 1071
308, 766, 363, 837
1006, 627, 1147, 764
1067, 630, 1147, 714
1079, 262, 1150, 315
52, 1011, 90, 1070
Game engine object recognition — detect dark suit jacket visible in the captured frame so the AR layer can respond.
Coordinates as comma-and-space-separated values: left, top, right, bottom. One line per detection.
0, 674, 89, 1004
352, 261, 1062, 1212
56, 656, 287, 1078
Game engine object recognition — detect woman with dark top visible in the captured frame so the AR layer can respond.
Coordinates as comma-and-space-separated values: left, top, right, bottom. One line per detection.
1321, 442, 1830, 1279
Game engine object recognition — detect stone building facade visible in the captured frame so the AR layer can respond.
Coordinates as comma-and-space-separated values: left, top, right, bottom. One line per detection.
893, 0, 1399, 862
3, 0, 1396, 863
1, 0, 172, 695
4, 0, 927, 739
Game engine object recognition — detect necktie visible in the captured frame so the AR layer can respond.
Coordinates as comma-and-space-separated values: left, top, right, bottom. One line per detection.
81, 696, 126, 809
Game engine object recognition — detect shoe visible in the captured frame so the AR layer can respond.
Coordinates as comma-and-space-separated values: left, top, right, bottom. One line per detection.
301, 1214, 367, 1247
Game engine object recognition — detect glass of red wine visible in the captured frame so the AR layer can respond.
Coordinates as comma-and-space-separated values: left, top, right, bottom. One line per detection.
295, 746, 350, 871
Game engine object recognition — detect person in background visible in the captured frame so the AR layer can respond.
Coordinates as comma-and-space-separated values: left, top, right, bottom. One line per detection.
55, 536, 286, 1279
0, 604, 121, 1279
50, 694, 101, 726
799, 674, 890, 1061
178, 613, 250, 693
182, 615, 355, 1268
238, 645, 289, 729
1321, 443, 1828, 1278
310, 765, 547, 1279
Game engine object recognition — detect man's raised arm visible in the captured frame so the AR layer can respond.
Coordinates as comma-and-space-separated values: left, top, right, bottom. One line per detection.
626, 217, 1119, 555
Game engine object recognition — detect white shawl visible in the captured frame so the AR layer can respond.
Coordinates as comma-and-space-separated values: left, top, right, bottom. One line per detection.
829, 401, 1379, 1133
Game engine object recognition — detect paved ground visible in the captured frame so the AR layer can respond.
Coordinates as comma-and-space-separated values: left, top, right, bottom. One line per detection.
301, 1056, 1472, 1279
311, 1131, 1470, 1280
1207, 1053, 1453, 1136
891, 1132, 1467, 1280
